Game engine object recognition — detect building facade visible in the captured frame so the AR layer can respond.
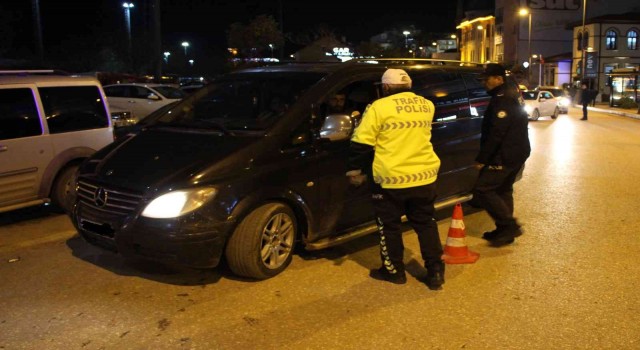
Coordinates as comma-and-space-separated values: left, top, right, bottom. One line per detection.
571, 13, 640, 102
458, 0, 640, 88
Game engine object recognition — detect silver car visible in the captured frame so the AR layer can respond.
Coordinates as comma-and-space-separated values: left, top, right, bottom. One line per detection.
103, 83, 185, 121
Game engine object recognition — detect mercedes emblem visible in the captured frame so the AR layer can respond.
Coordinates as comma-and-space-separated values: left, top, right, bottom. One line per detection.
94, 187, 108, 207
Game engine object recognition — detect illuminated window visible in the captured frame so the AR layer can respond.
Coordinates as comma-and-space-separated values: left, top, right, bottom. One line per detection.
627, 30, 638, 50
606, 29, 618, 50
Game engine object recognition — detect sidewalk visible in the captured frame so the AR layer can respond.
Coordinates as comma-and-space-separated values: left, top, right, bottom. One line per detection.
586, 102, 640, 119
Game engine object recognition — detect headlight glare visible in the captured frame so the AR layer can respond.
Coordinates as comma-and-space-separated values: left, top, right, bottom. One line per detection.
524, 105, 533, 114
142, 188, 217, 218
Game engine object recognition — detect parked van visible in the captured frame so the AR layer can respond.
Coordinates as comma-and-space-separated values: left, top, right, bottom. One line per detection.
69, 59, 518, 279
0, 70, 113, 213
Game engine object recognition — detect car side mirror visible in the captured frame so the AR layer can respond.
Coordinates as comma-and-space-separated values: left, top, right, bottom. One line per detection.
147, 93, 161, 101
320, 113, 353, 141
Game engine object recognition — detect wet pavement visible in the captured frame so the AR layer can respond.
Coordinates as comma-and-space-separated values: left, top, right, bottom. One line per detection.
1, 107, 640, 349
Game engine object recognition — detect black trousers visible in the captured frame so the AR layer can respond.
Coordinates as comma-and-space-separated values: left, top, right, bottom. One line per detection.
371, 183, 443, 274
473, 164, 524, 230
582, 102, 588, 119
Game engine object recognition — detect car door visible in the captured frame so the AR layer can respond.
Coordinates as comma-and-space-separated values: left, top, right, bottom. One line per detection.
416, 71, 483, 200
539, 91, 554, 116
307, 77, 381, 238
0, 86, 52, 211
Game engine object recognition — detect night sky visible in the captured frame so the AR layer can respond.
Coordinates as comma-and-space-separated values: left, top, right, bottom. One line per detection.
1, 1, 458, 72
3, 1, 457, 48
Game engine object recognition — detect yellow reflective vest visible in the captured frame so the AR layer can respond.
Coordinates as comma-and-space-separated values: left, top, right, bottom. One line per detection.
351, 91, 440, 189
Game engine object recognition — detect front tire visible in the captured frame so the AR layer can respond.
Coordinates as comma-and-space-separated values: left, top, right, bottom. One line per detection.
225, 203, 297, 279
551, 107, 559, 119
51, 164, 79, 214
530, 109, 540, 121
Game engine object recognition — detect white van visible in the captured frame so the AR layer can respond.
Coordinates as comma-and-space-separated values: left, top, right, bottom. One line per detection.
0, 70, 114, 213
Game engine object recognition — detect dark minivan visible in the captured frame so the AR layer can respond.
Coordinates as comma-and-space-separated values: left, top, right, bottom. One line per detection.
70, 59, 500, 279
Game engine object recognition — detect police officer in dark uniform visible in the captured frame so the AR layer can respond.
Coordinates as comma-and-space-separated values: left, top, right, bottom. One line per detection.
473, 63, 531, 247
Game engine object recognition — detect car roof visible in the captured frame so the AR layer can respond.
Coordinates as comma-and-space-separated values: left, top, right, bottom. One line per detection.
0, 70, 101, 86
103, 83, 176, 88
225, 59, 487, 77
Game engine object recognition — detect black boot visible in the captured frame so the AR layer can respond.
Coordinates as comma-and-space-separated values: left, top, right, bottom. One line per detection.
425, 260, 445, 290
369, 266, 407, 284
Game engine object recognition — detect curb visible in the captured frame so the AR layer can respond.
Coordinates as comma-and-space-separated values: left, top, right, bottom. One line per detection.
588, 106, 640, 120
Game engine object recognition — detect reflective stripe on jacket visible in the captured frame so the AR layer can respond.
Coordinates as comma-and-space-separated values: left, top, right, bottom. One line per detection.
351, 91, 440, 189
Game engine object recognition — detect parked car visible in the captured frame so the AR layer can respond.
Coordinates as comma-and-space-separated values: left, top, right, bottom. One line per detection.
109, 105, 135, 128
69, 59, 521, 280
522, 90, 560, 120
536, 85, 570, 113
103, 83, 185, 122
0, 70, 114, 214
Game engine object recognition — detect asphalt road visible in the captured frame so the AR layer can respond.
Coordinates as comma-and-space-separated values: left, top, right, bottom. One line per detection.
1, 107, 640, 350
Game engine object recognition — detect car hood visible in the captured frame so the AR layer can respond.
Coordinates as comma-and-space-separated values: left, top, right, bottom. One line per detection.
84, 128, 262, 192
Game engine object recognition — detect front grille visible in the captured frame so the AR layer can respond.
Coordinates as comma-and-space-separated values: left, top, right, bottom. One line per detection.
77, 180, 143, 216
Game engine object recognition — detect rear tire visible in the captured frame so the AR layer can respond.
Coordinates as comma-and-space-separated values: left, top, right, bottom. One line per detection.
225, 203, 297, 279
551, 107, 559, 119
51, 164, 79, 214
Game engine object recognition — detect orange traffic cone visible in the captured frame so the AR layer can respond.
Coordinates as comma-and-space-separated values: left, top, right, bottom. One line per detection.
442, 203, 479, 264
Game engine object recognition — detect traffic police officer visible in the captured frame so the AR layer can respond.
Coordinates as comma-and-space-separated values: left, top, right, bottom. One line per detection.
473, 63, 531, 246
346, 68, 445, 290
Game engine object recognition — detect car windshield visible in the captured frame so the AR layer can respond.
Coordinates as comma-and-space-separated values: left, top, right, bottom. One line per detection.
148, 72, 325, 131
522, 91, 537, 100
153, 86, 186, 99
547, 89, 564, 97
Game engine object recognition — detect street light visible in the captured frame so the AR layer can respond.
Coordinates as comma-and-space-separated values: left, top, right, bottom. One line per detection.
451, 34, 458, 52
188, 59, 194, 66
182, 41, 190, 56
519, 8, 532, 84
122, 3, 135, 68
581, 0, 587, 84
403, 30, 410, 49
269, 43, 274, 58
163, 51, 170, 64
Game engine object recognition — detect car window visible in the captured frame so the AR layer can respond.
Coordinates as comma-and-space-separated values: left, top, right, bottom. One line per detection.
0, 88, 42, 140
412, 71, 471, 121
542, 92, 553, 99
39, 86, 109, 133
461, 73, 491, 117
132, 86, 152, 99
153, 86, 186, 99
151, 72, 325, 131
522, 91, 537, 100
104, 85, 126, 97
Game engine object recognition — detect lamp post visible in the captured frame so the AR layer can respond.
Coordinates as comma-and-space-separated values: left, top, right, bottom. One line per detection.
403, 30, 410, 49
269, 43, 274, 58
581, 0, 587, 85
181, 41, 190, 56
519, 8, 532, 84
163, 51, 170, 64
122, 2, 135, 68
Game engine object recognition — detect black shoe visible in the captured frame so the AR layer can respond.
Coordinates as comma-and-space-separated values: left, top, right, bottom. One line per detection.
369, 267, 407, 284
580, 118, 588, 120
425, 260, 445, 290
489, 227, 522, 247
482, 229, 499, 241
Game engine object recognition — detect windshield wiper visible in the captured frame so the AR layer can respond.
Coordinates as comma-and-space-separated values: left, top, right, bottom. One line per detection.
158, 119, 235, 135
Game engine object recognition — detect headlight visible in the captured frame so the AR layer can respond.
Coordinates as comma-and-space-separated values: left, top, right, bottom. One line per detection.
559, 97, 570, 107
524, 105, 533, 114
141, 187, 217, 218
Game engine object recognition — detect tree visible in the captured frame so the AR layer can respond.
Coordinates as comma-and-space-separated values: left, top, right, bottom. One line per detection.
227, 15, 284, 58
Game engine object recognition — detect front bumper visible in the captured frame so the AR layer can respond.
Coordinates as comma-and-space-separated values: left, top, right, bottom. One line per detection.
71, 199, 234, 268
